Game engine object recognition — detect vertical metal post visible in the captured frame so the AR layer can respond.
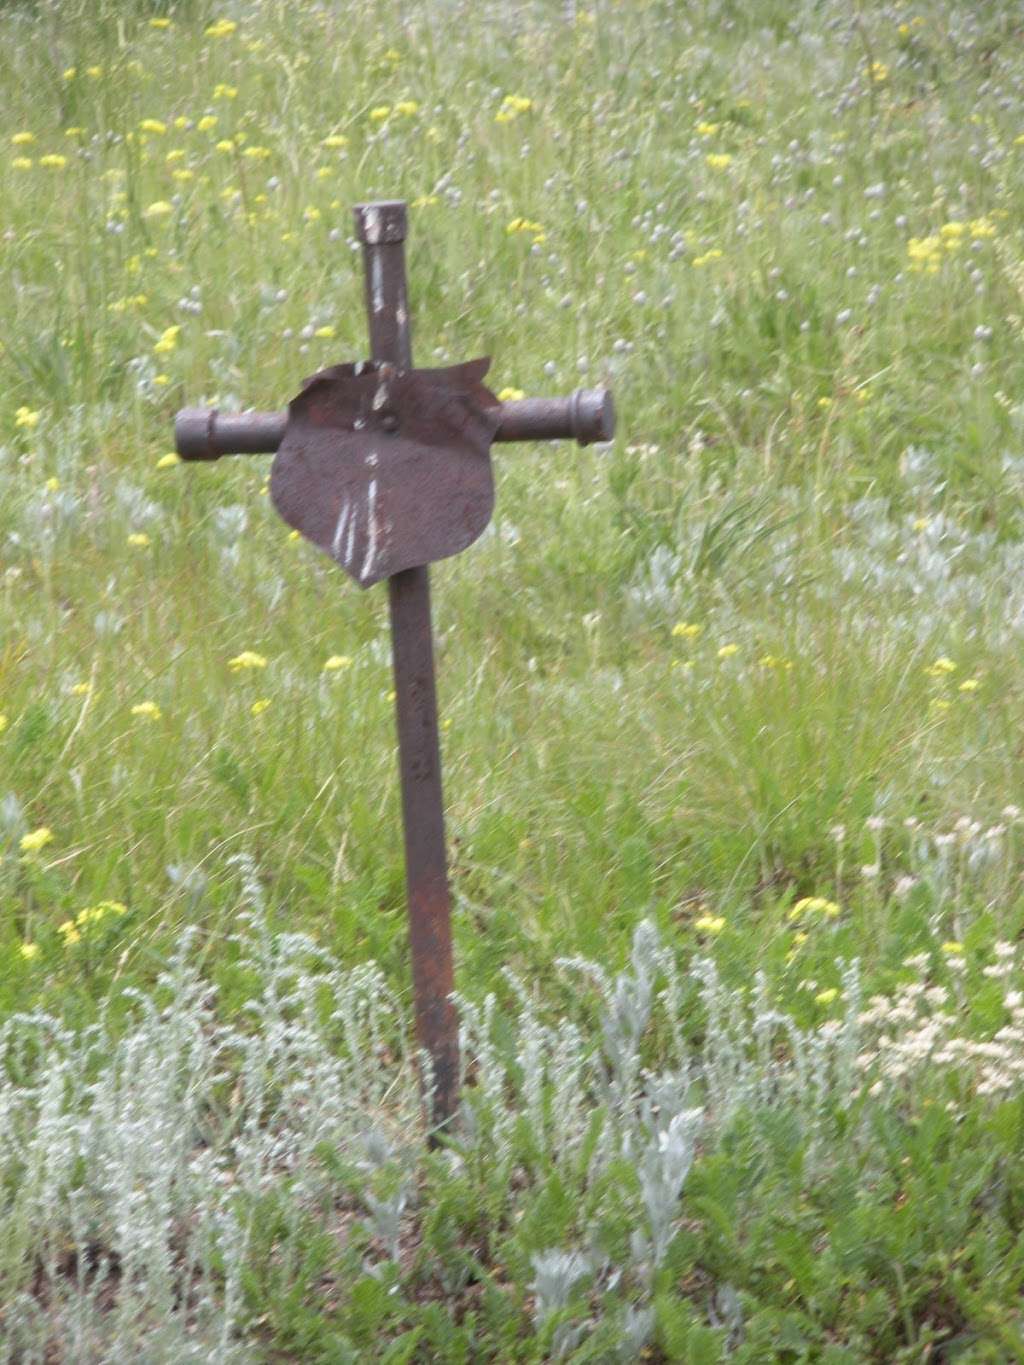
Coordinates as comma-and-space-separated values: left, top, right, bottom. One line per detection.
353, 201, 459, 1129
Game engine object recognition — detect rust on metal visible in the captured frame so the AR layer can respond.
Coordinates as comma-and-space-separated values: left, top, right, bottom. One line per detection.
270, 358, 501, 587
172, 197, 617, 1138
175, 387, 615, 462
353, 199, 461, 1132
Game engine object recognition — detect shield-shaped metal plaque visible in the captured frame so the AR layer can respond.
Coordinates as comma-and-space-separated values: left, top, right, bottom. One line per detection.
270, 357, 501, 588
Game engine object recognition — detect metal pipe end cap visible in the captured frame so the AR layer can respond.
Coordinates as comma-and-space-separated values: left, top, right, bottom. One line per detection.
175, 407, 218, 461
571, 388, 616, 445
353, 201, 408, 246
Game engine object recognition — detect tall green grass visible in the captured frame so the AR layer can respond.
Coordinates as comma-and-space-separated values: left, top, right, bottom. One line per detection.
3, 0, 1024, 1356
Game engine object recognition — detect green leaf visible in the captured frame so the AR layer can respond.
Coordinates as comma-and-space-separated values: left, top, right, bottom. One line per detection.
380, 1328, 424, 1364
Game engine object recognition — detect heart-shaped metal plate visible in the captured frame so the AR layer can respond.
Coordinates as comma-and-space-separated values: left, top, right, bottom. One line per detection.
270, 358, 501, 587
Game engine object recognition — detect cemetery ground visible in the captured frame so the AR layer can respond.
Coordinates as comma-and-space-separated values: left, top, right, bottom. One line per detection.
3, 0, 1024, 1358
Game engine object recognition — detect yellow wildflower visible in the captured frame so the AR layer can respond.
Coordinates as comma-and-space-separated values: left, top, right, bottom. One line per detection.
131, 701, 162, 720
11, 157, 33, 170
127, 532, 150, 548
815, 988, 839, 1006
15, 407, 41, 430
205, 18, 238, 38
323, 655, 353, 672
157, 452, 180, 469
672, 621, 702, 639
45, 477, 60, 492
12, 132, 35, 146
58, 921, 81, 946
969, 217, 996, 239
705, 152, 732, 170
495, 94, 533, 122
497, 387, 525, 402
215, 140, 235, 153
694, 914, 726, 934
506, 217, 544, 235
140, 118, 167, 135
313, 325, 336, 339
20, 942, 40, 961
250, 698, 271, 716
20, 827, 54, 854
717, 643, 739, 658
323, 134, 349, 148
789, 896, 841, 920
941, 941, 964, 955
228, 651, 268, 671
85, 66, 103, 79
958, 678, 980, 693
143, 200, 173, 219
692, 249, 724, 267
696, 121, 720, 136
213, 84, 238, 100
149, 16, 172, 28
868, 61, 888, 82
62, 67, 76, 80
0, 715, 7, 734
242, 145, 271, 159
395, 100, 419, 117
925, 656, 957, 677
198, 115, 218, 132
369, 106, 391, 122
70, 682, 92, 696
153, 325, 181, 355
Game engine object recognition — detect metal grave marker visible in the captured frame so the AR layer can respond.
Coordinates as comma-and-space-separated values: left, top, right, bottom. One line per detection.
174, 199, 615, 1129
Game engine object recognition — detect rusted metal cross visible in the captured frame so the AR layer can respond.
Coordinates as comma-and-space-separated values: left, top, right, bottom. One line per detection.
174, 200, 614, 1131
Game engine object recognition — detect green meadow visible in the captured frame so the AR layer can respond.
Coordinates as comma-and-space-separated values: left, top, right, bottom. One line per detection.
3, 0, 1024, 1358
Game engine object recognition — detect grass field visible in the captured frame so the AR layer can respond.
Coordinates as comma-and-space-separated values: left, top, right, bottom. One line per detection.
3, 0, 1024, 1358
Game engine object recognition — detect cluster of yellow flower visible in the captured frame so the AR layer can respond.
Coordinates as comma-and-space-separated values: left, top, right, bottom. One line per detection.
108, 293, 149, 315
788, 896, 841, 920
506, 217, 545, 246
20, 827, 53, 855
153, 324, 180, 355
705, 153, 732, 171
57, 900, 128, 947
908, 219, 997, 273
923, 657, 982, 714
692, 248, 723, 268
228, 651, 268, 671
205, 17, 238, 39
694, 913, 726, 934
495, 94, 533, 125
369, 101, 419, 123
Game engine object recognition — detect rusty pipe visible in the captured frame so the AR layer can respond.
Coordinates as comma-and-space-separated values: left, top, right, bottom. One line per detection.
175, 388, 614, 461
